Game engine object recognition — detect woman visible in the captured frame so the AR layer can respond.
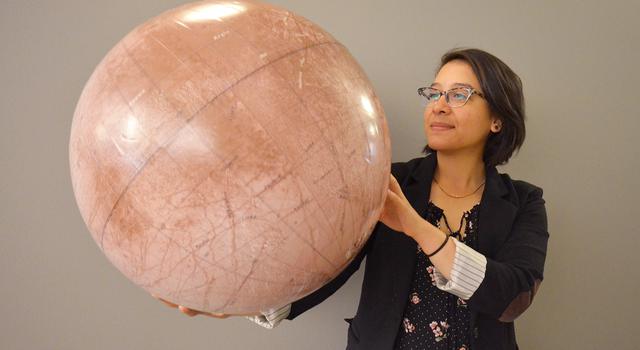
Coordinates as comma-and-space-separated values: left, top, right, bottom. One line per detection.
158, 48, 549, 350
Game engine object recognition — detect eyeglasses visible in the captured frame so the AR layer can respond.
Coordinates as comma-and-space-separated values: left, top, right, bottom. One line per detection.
417, 86, 485, 108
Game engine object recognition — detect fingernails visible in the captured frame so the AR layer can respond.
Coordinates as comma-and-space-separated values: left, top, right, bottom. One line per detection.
178, 305, 192, 316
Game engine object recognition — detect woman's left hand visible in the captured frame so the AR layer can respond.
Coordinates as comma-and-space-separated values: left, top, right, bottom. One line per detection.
152, 294, 232, 318
378, 174, 425, 238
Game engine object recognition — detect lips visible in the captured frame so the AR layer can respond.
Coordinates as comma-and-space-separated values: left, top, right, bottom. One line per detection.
430, 122, 454, 131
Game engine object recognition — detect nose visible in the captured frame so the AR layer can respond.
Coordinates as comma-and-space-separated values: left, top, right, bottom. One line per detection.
431, 93, 450, 115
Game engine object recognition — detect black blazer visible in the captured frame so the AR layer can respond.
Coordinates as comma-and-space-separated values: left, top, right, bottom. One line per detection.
287, 154, 549, 350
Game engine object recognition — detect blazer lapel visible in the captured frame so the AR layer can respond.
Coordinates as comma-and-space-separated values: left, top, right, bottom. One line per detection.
477, 166, 518, 257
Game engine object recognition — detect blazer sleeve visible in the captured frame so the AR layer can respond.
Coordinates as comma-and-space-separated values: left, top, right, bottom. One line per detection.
467, 186, 549, 322
287, 161, 409, 320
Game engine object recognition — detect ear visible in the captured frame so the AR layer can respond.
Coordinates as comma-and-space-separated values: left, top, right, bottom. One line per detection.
490, 117, 502, 133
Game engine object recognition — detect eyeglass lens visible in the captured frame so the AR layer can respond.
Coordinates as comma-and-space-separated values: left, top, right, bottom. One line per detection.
421, 87, 471, 107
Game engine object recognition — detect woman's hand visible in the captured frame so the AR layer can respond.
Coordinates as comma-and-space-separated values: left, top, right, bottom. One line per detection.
152, 294, 230, 318
378, 174, 425, 238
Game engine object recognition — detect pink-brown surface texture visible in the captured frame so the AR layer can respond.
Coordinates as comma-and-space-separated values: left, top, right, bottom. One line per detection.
69, 0, 391, 314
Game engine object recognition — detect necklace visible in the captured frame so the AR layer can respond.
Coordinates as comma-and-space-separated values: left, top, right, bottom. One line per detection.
433, 177, 485, 199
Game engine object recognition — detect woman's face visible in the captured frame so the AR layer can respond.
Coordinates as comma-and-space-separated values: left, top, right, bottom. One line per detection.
423, 59, 499, 155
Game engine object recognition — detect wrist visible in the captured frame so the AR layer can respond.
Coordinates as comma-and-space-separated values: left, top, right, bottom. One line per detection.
407, 217, 435, 240
409, 219, 448, 251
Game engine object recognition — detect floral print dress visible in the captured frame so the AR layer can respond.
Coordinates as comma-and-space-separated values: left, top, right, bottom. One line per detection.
393, 201, 480, 350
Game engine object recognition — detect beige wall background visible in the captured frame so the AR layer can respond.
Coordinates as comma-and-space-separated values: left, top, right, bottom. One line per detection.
2, 0, 639, 349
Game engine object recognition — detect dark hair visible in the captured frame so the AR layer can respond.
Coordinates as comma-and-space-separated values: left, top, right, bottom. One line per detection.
423, 48, 526, 167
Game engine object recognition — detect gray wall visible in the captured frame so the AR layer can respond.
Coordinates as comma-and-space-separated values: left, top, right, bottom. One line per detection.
2, 0, 639, 349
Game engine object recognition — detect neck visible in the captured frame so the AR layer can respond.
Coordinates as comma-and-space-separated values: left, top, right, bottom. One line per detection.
434, 149, 486, 193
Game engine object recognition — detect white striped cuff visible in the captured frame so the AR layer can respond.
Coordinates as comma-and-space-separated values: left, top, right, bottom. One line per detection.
432, 239, 487, 300
245, 304, 291, 329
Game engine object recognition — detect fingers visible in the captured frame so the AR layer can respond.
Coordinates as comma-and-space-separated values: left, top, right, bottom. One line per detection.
153, 294, 228, 318
386, 188, 400, 204
202, 312, 231, 319
388, 174, 407, 200
388, 174, 400, 192
153, 294, 179, 308
178, 305, 201, 317
180, 307, 229, 318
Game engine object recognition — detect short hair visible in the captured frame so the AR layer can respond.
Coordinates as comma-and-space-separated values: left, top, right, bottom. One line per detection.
423, 48, 526, 167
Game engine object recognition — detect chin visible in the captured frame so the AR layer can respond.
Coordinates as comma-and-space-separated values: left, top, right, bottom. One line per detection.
425, 141, 453, 152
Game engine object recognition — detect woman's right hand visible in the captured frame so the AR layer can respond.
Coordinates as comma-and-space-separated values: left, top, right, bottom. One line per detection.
152, 294, 230, 318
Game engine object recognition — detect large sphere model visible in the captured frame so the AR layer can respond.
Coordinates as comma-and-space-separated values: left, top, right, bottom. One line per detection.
69, 0, 390, 314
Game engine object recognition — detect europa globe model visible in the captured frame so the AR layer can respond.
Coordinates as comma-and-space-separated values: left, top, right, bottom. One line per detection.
69, 0, 391, 315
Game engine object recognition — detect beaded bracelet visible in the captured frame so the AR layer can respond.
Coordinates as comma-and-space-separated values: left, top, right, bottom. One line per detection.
426, 233, 450, 258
